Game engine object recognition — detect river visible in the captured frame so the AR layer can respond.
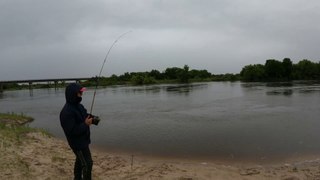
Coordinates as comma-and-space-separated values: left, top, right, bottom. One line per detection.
1, 81, 320, 162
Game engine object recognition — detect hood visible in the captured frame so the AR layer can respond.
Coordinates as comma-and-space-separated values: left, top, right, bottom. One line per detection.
65, 83, 83, 104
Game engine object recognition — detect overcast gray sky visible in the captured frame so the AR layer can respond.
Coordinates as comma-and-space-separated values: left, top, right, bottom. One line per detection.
1, 0, 319, 80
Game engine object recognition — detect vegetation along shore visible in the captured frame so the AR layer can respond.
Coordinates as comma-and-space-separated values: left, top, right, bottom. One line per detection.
1, 58, 320, 91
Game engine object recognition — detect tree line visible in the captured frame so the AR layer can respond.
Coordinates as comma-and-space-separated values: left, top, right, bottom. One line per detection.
83, 65, 240, 86
1, 58, 319, 91
240, 58, 320, 81
86, 58, 320, 86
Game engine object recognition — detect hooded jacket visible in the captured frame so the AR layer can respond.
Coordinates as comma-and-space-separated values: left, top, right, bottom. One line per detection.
60, 83, 90, 150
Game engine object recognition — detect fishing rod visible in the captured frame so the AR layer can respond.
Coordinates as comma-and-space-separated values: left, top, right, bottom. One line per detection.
89, 31, 131, 116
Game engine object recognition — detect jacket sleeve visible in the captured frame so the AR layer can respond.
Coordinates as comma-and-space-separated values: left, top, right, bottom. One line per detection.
80, 104, 89, 117
60, 110, 88, 136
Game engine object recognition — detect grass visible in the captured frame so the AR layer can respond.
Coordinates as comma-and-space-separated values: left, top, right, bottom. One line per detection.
0, 112, 50, 144
0, 112, 33, 135
0, 112, 34, 123
51, 155, 67, 163
0, 112, 53, 179
0, 113, 35, 178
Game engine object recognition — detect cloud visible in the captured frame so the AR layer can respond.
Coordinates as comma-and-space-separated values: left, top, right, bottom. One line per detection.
1, 0, 319, 80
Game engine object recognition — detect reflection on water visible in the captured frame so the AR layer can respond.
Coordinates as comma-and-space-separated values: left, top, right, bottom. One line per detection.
265, 82, 320, 96
1, 81, 320, 162
266, 82, 293, 87
120, 86, 161, 94
114, 83, 208, 95
240, 81, 320, 96
29, 89, 33, 97
165, 83, 208, 94
266, 89, 293, 96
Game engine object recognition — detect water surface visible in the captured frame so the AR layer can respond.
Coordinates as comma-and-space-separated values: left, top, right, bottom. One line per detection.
1, 81, 320, 162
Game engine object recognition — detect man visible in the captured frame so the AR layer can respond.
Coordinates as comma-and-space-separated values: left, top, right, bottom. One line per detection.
60, 83, 93, 180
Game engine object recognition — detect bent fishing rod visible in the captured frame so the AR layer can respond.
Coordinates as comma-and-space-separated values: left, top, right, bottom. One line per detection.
89, 31, 131, 115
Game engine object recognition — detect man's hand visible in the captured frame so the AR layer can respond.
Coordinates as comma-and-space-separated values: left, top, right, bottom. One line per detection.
85, 115, 93, 126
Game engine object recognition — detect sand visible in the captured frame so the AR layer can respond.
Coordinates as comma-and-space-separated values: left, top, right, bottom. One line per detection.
1, 131, 320, 180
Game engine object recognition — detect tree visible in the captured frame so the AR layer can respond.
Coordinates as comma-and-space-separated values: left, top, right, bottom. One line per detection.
118, 72, 131, 81
178, 65, 190, 83
149, 69, 163, 80
189, 69, 211, 79
240, 64, 265, 81
164, 67, 181, 79
265, 59, 284, 80
130, 74, 144, 85
143, 76, 156, 84
282, 58, 293, 80
292, 59, 318, 79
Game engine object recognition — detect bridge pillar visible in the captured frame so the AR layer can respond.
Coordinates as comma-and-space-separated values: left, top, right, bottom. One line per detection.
54, 81, 58, 90
28, 82, 33, 90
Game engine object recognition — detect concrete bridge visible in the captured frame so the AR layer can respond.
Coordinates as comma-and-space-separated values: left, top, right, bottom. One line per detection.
0, 77, 91, 92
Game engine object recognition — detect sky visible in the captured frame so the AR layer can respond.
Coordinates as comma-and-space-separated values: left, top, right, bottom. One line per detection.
1, 0, 319, 81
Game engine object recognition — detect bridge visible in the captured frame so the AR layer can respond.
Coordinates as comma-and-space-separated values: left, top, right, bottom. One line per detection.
0, 77, 92, 92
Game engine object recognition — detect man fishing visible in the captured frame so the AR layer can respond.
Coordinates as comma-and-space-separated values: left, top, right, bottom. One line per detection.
58, 32, 128, 179
60, 83, 94, 180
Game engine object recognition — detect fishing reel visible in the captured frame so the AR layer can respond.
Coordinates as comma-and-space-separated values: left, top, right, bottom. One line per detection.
92, 116, 100, 125
89, 114, 100, 125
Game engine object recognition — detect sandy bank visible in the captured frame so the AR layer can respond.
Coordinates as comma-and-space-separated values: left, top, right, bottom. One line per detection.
1, 130, 320, 180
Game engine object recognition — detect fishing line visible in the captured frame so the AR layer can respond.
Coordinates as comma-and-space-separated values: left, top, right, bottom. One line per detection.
89, 31, 131, 115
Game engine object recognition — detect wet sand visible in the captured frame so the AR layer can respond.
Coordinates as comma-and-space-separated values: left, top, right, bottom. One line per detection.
1, 131, 320, 180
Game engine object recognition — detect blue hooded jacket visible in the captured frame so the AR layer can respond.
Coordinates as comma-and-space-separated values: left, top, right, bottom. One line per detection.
60, 83, 90, 150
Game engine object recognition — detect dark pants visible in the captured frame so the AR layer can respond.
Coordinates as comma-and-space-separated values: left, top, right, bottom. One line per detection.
72, 146, 93, 180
